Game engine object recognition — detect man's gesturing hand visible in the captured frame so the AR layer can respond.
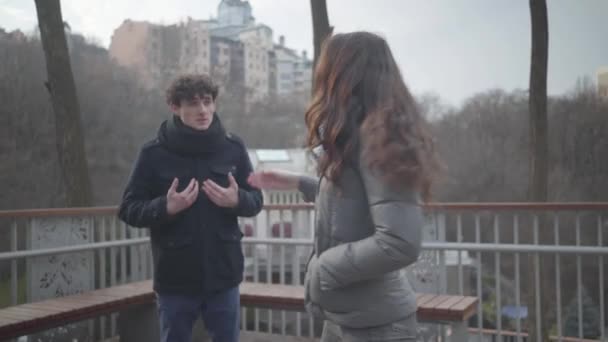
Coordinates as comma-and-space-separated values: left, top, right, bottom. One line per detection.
166, 178, 199, 216
202, 173, 239, 208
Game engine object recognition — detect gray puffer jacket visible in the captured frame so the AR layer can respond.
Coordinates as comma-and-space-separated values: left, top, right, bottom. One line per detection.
299, 154, 423, 329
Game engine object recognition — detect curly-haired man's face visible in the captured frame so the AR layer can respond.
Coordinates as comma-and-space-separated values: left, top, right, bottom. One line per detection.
170, 94, 215, 131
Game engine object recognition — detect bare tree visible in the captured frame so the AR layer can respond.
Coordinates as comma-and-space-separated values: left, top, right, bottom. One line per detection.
527, 0, 550, 341
34, 0, 92, 207
310, 0, 332, 74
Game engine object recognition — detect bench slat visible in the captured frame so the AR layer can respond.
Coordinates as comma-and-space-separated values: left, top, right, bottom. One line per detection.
418, 295, 458, 322
240, 282, 305, 310
449, 296, 478, 321
435, 296, 465, 311
20, 303, 66, 313
2, 306, 50, 320
419, 295, 452, 310
0, 312, 26, 323
416, 294, 438, 307
0, 308, 42, 321
0, 307, 54, 333
25, 299, 87, 310
0, 282, 157, 340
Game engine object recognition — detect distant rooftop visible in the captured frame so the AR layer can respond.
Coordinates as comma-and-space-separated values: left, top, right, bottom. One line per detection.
255, 149, 291, 162
247, 148, 316, 175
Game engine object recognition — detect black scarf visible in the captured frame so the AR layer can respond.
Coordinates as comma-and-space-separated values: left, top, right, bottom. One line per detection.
157, 114, 227, 157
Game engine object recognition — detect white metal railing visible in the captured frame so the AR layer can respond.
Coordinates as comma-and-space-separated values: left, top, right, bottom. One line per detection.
427, 203, 607, 342
0, 203, 606, 341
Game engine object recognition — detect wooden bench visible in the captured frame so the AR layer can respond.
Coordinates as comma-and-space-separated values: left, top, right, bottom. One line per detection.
0, 280, 478, 341
239, 282, 478, 340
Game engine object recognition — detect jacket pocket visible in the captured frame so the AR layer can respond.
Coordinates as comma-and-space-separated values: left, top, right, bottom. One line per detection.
215, 229, 244, 278
304, 254, 327, 319
305, 255, 323, 305
156, 170, 194, 196
209, 164, 237, 188
217, 227, 243, 242
156, 237, 199, 285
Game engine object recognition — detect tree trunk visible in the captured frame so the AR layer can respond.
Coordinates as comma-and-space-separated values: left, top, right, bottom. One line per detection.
529, 0, 549, 203
310, 0, 332, 76
527, 0, 550, 341
34, 0, 92, 207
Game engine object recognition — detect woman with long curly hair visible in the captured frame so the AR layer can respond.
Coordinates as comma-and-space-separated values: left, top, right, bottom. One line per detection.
248, 31, 441, 341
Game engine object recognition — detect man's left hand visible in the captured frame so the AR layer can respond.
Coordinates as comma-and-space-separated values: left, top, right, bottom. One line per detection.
202, 173, 239, 208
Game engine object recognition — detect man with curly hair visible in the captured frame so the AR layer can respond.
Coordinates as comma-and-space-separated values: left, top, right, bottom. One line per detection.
118, 74, 263, 342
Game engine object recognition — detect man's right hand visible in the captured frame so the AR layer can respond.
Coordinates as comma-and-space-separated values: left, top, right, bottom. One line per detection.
166, 178, 199, 216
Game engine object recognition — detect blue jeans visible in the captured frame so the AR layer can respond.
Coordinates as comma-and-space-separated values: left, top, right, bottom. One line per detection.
156, 286, 240, 342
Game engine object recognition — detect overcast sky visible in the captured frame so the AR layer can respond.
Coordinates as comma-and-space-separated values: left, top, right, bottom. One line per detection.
1, 0, 607, 105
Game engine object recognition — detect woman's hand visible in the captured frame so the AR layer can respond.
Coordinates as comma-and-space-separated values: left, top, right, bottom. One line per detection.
247, 169, 300, 190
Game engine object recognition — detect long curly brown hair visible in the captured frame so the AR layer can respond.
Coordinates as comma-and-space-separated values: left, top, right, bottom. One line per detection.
305, 32, 441, 201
